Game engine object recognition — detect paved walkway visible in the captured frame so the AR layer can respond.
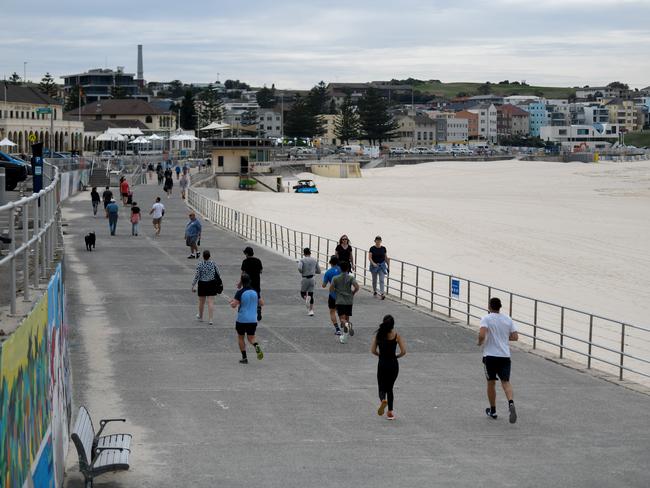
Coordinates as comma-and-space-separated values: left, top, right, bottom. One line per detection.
62, 181, 650, 488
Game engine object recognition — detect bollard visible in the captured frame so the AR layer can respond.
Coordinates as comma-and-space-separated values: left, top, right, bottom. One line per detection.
0, 168, 6, 205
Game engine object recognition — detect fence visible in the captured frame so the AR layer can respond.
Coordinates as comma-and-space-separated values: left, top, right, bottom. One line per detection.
187, 187, 650, 386
0, 163, 61, 315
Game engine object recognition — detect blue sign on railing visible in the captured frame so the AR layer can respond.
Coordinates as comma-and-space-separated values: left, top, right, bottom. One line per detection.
451, 278, 460, 299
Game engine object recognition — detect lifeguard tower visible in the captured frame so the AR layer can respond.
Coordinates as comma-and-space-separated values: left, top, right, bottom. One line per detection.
208, 137, 283, 192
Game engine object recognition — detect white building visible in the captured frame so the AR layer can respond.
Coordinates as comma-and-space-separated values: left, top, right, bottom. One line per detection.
540, 124, 621, 151
257, 108, 283, 138
468, 104, 497, 142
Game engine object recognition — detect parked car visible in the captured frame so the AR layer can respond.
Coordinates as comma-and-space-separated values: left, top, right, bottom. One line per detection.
100, 150, 117, 160
0, 151, 29, 191
389, 147, 408, 155
409, 146, 435, 154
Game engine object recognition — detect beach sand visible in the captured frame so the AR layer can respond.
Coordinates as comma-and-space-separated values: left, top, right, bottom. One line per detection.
220, 159, 650, 327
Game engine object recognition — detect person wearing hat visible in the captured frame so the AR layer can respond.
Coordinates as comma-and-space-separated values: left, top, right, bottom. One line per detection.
185, 212, 202, 259
368, 236, 390, 299
239, 247, 263, 321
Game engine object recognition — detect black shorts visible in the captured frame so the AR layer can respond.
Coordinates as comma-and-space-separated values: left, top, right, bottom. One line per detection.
197, 280, 217, 297
328, 296, 336, 310
336, 304, 353, 317
236, 322, 257, 336
483, 356, 512, 381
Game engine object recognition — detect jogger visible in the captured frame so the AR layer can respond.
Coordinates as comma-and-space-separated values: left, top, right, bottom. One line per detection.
322, 255, 342, 334
298, 248, 321, 316
231, 273, 264, 364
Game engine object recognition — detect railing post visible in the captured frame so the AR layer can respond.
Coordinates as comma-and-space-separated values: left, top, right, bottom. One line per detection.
430, 271, 434, 312
415, 266, 419, 306
363, 250, 368, 287
560, 307, 564, 359
23, 202, 30, 302
40, 193, 47, 276
619, 323, 625, 380
293, 230, 297, 258
533, 300, 538, 349
399, 262, 404, 300
587, 315, 594, 369
509, 292, 513, 318
9, 207, 16, 314
466, 280, 471, 325
448, 275, 452, 317
317, 236, 321, 262
33, 199, 40, 289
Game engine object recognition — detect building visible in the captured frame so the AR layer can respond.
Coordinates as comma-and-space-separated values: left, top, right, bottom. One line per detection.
455, 110, 479, 139
326, 82, 412, 108
497, 104, 530, 138
431, 116, 468, 144
523, 101, 548, 137
578, 104, 610, 125
0, 85, 84, 154
467, 104, 498, 142
540, 124, 621, 151
67, 99, 175, 132
257, 108, 283, 138
393, 114, 437, 147
80, 119, 149, 153
576, 86, 629, 100
602, 98, 637, 132
63, 68, 145, 103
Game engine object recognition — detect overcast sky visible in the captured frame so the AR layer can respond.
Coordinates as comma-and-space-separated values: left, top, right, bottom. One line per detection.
2, 0, 648, 89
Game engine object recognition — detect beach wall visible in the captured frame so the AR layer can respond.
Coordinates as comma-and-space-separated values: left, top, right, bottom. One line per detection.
0, 267, 71, 488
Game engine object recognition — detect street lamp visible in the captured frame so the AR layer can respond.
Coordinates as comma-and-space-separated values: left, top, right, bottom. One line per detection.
23, 62, 27, 84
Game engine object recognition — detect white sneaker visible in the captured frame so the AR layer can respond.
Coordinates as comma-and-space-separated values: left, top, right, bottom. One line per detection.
308, 310, 314, 316
196, 314, 203, 322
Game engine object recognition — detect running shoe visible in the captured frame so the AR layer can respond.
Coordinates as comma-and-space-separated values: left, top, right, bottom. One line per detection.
187, 255, 196, 259
387, 411, 395, 420
380, 294, 385, 300
509, 403, 517, 424
335, 327, 341, 336
373, 291, 377, 296
209, 321, 213, 325
377, 400, 388, 416
195, 314, 203, 322
341, 322, 349, 334
255, 344, 264, 360
308, 310, 314, 316
239, 358, 248, 364
485, 408, 498, 420
348, 322, 354, 336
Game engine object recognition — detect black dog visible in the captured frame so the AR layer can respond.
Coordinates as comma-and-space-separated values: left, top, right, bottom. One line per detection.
85, 232, 96, 251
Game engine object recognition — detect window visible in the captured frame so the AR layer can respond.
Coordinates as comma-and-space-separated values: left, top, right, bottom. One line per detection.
559, 129, 567, 135
145, 115, 153, 123
217, 155, 224, 167
110, 115, 117, 119
10, 111, 13, 118
267, 126, 272, 130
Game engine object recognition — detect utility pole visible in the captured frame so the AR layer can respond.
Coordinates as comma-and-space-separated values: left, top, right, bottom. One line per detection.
23, 62, 27, 84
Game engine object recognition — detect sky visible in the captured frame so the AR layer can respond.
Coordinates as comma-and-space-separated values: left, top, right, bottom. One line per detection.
1, 0, 649, 90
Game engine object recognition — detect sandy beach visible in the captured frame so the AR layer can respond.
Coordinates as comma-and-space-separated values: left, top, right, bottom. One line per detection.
218, 159, 650, 331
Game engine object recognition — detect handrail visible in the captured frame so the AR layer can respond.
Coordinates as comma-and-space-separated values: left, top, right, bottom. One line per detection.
186, 185, 650, 385
0, 162, 61, 315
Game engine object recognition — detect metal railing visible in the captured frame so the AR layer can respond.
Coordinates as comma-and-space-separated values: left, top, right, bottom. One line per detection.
187, 186, 650, 385
0, 163, 61, 314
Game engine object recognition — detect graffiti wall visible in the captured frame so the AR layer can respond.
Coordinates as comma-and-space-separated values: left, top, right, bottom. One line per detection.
0, 264, 69, 488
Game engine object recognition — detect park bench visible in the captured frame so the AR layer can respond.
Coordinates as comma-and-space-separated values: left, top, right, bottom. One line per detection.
70, 405, 132, 487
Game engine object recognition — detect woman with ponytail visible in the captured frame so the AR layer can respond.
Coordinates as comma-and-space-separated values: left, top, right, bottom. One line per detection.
371, 314, 406, 420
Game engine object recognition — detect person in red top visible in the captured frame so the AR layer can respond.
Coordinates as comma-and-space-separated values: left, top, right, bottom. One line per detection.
119, 177, 130, 206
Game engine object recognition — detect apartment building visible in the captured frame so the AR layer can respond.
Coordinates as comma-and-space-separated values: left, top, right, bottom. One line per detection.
522, 101, 548, 137
455, 110, 479, 139
63, 68, 144, 103
257, 108, 283, 138
540, 123, 621, 150
69, 99, 175, 131
497, 104, 530, 137
467, 104, 497, 142
602, 98, 637, 132
394, 114, 437, 147
430, 116, 468, 143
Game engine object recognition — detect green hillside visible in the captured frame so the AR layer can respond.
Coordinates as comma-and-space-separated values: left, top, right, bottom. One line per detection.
622, 131, 650, 148
417, 81, 576, 99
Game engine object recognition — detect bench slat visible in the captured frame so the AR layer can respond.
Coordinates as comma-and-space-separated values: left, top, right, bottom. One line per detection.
97, 433, 132, 451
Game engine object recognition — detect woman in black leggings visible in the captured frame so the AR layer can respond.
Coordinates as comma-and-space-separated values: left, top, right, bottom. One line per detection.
371, 315, 406, 420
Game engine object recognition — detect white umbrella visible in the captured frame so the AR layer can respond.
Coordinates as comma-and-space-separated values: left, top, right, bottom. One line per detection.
0, 137, 17, 147
130, 136, 150, 144
170, 134, 199, 141
95, 132, 126, 142
147, 133, 164, 141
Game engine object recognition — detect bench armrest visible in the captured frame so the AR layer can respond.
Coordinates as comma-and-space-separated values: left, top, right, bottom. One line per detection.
96, 418, 126, 437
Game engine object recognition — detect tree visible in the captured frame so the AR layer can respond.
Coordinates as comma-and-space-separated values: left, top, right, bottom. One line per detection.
477, 82, 492, 95
256, 86, 276, 108
356, 87, 397, 145
110, 85, 129, 99
284, 95, 324, 139
179, 90, 197, 130
39, 72, 58, 98
64, 85, 84, 112
224, 79, 250, 90
168, 80, 185, 98
197, 84, 223, 124
334, 94, 360, 144
306, 81, 329, 115
9, 72, 21, 85
607, 81, 629, 90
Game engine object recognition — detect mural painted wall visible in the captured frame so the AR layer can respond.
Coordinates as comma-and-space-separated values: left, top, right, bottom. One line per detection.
0, 264, 69, 488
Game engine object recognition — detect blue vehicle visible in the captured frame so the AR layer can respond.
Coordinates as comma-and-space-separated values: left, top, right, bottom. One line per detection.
293, 179, 318, 194
0, 151, 29, 191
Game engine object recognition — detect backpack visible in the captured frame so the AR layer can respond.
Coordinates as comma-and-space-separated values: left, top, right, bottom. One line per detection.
211, 263, 223, 294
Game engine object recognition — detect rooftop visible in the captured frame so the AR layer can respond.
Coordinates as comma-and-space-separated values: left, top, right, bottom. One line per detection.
0, 84, 59, 105
66, 99, 166, 117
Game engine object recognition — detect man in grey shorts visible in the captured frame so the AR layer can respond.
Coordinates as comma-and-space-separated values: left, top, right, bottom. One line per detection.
298, 247, 321, 316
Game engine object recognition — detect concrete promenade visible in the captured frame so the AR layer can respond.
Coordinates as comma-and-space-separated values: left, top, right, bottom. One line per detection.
62, 179, 650, 487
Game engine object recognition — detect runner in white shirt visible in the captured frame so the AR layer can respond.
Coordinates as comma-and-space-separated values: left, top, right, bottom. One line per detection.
149, 197, 166, 237
478, 297, 519, 423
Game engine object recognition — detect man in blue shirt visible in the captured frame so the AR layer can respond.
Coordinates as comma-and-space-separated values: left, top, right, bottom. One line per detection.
105, 199, 119, 236
230, 273, 264, 364
184, 212, 202, 259
322, 255, 342, 335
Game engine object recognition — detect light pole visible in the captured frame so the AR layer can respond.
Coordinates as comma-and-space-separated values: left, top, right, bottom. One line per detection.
23, 62, 27, 84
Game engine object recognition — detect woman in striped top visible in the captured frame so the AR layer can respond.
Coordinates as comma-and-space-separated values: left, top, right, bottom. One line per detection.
192, 250, 219, 325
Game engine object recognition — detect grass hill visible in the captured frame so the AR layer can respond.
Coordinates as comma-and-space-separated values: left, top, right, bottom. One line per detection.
622, 131, 650, 148
416, 80, 576, 99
